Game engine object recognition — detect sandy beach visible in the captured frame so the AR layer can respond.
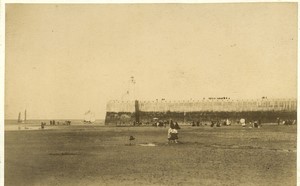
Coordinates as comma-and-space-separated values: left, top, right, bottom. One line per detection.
5, 124, 296, 186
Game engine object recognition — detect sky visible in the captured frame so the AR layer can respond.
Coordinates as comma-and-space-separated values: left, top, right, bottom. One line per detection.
5, 3, 298, 119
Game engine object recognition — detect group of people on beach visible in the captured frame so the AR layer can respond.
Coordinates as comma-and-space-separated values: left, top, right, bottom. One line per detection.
188, 118, 264, 128
40, 120, 72, 129
40, 122, 46, 129
241, 118, 262, 128
190, 119, 231, 127
277, 118, 296, 125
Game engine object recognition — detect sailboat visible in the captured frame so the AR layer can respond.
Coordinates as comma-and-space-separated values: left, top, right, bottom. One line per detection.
18, 112, 22, 123
17, 109, 27, 123
83, 110, 96, 124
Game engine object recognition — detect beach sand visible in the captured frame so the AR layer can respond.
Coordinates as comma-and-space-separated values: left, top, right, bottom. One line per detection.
5, 124, 296, 186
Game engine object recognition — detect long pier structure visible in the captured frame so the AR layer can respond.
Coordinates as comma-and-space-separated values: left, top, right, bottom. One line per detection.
104, 98, 297, 125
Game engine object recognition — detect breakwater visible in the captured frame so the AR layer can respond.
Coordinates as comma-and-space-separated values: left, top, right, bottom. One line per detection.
105, 99, 297, 125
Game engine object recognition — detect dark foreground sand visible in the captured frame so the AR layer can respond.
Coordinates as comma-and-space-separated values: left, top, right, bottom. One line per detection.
5, 125, 296, 186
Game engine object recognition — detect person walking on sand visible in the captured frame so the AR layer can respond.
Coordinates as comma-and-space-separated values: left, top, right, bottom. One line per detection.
168, 122, 179, 143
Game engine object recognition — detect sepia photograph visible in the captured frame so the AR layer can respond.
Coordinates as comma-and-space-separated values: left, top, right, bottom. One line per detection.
3, 2, 298, 186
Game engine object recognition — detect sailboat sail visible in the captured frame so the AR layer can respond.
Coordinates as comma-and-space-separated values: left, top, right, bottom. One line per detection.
84, 110, 90, 121
90, 112, 96, 122
84, 110, 96, 123
18, 112, 22, 123
17, 109, 27, 123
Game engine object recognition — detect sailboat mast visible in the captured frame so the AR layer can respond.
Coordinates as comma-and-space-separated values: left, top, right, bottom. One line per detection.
18, 112, 21, 123
24, 109, 27, 123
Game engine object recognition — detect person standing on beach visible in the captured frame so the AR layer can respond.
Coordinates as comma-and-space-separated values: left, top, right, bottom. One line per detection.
168, 120, 174, 143
258, 119, 262, 128
240, 118, 246, 127
41, 122, 45, 129
277, 117, 280, 125
226, 119, 231, 126
168, 122, 179, 143
167, 126, 173, 143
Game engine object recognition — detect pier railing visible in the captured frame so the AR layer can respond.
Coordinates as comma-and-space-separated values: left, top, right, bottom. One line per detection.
106, 99, 297, 113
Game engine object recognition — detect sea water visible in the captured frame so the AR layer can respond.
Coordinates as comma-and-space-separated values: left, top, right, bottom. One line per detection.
4, 119, 105, 131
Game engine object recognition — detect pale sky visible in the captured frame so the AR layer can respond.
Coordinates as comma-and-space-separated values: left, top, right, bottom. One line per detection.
5, 3, 297, 119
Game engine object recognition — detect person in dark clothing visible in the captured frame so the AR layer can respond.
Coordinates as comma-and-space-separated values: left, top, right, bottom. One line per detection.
254, 121, 258, 128
258, 119, 262, 128
211, 120, 215, 127
216, 120, 221, 127
277, 117, 280, 125
170, 120, 175, 129
168, 122, 179, 143
174, 122, 181, 130
41, 122, 45, 129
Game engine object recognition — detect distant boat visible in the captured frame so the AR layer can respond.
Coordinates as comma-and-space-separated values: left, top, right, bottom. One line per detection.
17, 109, 27, 123
17, 112, 22, 123
83, 110, 96, 124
